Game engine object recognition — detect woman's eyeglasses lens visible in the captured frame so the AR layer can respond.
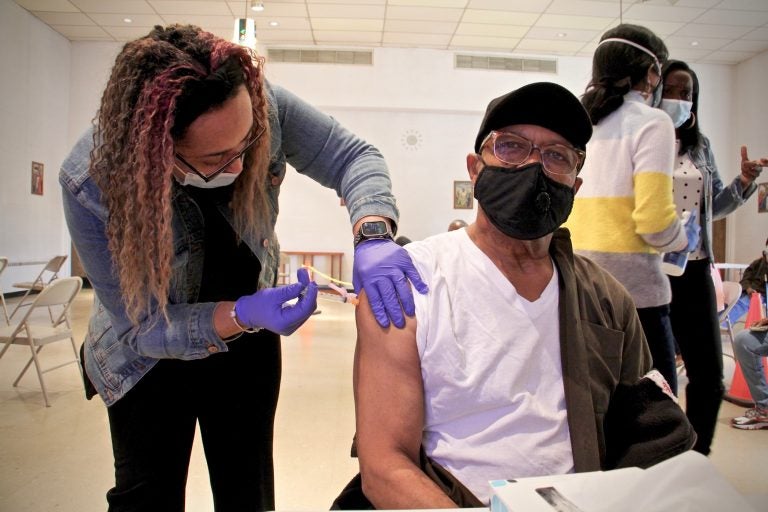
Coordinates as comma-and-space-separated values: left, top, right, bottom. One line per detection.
175, 125, 265, 182
490, 132, 582, 175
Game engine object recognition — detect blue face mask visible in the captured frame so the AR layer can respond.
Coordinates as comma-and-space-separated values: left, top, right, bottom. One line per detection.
660, 99, 693, 128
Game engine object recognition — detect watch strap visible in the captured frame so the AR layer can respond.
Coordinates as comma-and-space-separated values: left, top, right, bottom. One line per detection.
354, 232, 393, 247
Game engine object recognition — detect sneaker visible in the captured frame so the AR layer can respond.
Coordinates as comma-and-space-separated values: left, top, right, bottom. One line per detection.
731, 407, 768, 430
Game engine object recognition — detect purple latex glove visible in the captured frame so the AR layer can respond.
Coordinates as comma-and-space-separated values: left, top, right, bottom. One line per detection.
234, 268, 318, 336
353, 238, 429, 329
683, 210, 701, 252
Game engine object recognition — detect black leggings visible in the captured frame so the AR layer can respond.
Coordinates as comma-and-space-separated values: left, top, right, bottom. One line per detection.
669, 259, 724, 455
105, 331, 281, 512
636, 303, 677, 394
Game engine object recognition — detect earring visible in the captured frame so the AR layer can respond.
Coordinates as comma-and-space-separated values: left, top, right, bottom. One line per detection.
686, 112, 696, 129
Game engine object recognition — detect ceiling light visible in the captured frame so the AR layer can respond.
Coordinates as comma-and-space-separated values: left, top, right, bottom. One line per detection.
123, 18, 132, 23
269, 21, 279, 27
691, 41, 699, 46
557, 32, 566, 38
251, 1, 265, 11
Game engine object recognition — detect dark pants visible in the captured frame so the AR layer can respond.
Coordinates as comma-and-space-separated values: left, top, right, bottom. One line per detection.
104, 331, 281, 512
637, 303, 677, 394
669, 259, 724, 455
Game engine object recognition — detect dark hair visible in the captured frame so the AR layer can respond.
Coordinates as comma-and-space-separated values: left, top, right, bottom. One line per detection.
395, 236, 412, 246
171, 57, 246, 138
661, 60, 703, 156
582, 24, 669, 125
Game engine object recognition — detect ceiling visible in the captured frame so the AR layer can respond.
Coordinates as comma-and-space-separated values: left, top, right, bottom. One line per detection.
12, 0, 768, 65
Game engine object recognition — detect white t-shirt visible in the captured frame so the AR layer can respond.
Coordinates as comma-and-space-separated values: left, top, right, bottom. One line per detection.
405, 229, 574, 504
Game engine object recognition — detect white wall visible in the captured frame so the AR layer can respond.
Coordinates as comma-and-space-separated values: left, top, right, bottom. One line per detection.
263, 49, 748, 280
67, 42, 120, 148
3, 13, 764, 288
64, 44, 600, 282
266, 48, 600, 281
731, 50, 768, 263
0, 0, 71, 288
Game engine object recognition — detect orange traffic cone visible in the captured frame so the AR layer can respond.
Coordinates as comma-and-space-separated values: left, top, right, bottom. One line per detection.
745, 293, 765, 328
725, 293, 767, 406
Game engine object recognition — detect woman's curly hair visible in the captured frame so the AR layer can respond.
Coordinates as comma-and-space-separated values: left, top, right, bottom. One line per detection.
90, 24, 272, 324
582, 24, 669, 125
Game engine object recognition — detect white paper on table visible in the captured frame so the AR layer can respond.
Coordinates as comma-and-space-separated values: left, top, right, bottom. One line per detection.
489, 451, 756, 512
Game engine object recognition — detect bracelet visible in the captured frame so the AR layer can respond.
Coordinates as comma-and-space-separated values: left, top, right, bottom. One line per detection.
222, 331, 243, 342
230, 305, 262, 333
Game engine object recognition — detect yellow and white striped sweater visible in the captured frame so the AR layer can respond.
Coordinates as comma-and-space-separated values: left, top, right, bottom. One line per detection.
564, 91, 687, 308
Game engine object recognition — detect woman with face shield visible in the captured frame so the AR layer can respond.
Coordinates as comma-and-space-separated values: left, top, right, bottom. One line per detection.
660, 59, 766, 455
564, 24, 697, 404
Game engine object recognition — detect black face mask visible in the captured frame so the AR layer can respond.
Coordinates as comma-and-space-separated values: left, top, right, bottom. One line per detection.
473, 162, 575, 240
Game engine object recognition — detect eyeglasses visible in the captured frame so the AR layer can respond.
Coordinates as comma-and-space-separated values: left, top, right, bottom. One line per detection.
481, 131, 585, 175
174, 125, 266, 183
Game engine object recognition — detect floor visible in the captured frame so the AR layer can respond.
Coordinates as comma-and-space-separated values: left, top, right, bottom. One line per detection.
1, 289, 766, 511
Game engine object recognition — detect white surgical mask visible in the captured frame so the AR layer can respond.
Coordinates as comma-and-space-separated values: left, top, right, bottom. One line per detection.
659, 99, 693, 128
174, 171, 239, 188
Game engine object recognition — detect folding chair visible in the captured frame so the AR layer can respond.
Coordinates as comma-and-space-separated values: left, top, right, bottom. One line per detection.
0, 276, 83, 407
9, 255, 68, 319
0, 257, 9, 325
677, 281, 742, 377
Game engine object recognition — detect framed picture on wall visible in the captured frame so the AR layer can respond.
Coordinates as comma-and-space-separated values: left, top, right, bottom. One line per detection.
453, 180, 473, 209
758, 182, 768, 213
31, 161, 44, 196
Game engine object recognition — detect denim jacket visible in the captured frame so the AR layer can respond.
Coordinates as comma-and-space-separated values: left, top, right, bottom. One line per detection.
60, 82, 398, 405
688, 135, 756, 262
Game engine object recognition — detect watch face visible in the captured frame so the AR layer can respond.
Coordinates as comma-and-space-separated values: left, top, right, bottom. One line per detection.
362, 221, 389, 236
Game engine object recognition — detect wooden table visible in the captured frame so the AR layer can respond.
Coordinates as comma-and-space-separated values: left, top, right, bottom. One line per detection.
714, 262, 748, 282
282, 251, 344, 284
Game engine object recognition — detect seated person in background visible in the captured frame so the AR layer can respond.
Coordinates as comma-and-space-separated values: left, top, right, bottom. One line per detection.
731, 318, 768, 430
343, 83, 695, 508
727, 239, 768, 325
447, 219, 468, 231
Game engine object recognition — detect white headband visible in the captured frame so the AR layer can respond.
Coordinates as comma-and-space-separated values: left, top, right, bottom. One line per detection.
597, 37, 661, 72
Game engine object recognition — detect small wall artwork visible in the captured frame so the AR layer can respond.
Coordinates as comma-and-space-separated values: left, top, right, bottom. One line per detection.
453, 180, 473, 210
758, 181, 768, 213
31, 161, 44, 196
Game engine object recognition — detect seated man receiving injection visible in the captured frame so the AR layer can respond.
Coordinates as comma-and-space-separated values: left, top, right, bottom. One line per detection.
341, 83, 695, 508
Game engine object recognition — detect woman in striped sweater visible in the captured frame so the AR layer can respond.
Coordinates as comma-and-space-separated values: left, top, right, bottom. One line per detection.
565, 24, 697, 394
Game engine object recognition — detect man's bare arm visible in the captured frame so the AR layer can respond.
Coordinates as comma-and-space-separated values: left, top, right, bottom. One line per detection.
354, 291, 457, 509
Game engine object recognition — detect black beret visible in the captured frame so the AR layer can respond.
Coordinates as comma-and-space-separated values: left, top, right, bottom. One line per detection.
474, 82, 592, 153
